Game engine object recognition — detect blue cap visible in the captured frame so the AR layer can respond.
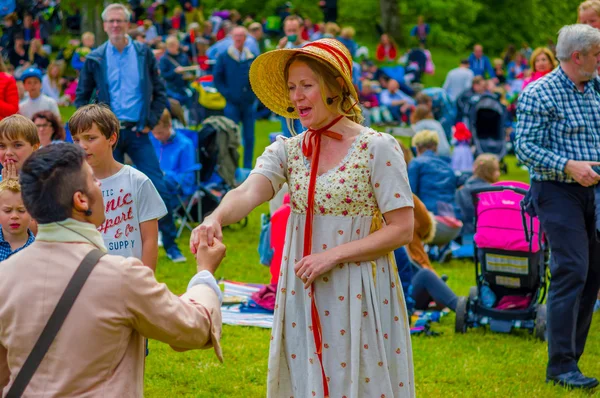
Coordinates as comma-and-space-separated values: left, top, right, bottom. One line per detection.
20, 67, 43, 82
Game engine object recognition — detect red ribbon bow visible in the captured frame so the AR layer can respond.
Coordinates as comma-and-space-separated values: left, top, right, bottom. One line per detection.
301, 114, 344, 398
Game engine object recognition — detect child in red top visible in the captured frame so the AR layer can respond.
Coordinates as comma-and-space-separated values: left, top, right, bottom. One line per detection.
376, 33, 398, 62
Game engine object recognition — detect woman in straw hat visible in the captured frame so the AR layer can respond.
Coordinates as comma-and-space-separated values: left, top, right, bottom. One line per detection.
190, 38, 416, 397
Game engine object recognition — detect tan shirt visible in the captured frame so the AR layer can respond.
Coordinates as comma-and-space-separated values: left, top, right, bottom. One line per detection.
0, 241, 222, 397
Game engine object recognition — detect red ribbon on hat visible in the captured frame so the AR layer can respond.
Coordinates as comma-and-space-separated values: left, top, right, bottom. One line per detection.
301, 114, 344, 398
303, 41, 353, 74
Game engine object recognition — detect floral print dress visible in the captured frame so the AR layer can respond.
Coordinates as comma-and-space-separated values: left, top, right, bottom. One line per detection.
251, 129, 415, 398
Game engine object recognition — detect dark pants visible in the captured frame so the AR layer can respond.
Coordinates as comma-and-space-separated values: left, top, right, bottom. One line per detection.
323, 7, 337, 23
411, 269, 458, 311
113, 127, 178, 252
530, 181, 600, 377
225, 101, 255, 169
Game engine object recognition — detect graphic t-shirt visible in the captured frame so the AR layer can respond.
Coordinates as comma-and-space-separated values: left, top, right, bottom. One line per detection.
98, 165, 167, 260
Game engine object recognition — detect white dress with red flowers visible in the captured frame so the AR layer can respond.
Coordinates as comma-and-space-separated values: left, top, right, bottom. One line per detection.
251, 129, 415, 398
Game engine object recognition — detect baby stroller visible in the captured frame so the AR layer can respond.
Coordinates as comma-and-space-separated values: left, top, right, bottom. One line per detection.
469, 94, 508, 173
455, 181, 548, 341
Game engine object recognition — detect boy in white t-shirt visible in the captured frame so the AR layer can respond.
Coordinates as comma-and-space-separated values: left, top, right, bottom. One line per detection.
69, 104, 166, 271
18, 67, 60, 120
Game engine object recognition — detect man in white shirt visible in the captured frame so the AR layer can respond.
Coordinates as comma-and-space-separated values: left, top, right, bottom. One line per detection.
18, 67, 60, 120
443, 59, 475, 102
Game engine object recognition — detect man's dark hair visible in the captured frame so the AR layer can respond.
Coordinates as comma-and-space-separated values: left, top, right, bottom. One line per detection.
460, 59, 469, 65
20, 143, 89, 224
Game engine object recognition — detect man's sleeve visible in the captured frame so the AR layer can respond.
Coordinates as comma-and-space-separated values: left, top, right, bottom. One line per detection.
213, 53, 230, 100
74, 58, 95, 108
121, 258, 222, 359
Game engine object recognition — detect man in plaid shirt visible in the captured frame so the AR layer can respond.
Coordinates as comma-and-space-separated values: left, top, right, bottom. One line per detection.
516, 24, 600, 390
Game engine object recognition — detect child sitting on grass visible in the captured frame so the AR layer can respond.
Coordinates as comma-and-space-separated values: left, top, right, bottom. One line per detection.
455, 153, 501, 236
359, 80, 393, 126
0, 179, 34, 261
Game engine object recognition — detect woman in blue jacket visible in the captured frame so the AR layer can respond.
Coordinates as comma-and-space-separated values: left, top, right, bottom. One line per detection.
408, 129, 459, 217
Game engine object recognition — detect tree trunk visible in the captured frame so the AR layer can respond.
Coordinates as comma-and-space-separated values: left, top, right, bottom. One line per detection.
379, 0, 402, 44
81, 0, 107, 43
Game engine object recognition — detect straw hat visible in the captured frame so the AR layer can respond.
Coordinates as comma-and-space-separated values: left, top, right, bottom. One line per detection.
249, 38, 358, 119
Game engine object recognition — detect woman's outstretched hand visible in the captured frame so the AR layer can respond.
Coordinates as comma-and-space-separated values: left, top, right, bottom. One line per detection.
294, 251, 339, 289
190, 216, 223, 254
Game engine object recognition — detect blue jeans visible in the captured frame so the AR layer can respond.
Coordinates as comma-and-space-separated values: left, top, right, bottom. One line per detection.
279, 116, 303, 138
225, 102, 256, 169
411, 269, 458, 311
113, 127, 178, 252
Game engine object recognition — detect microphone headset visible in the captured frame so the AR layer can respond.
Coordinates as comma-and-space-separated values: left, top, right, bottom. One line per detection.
287, 96, 339, 113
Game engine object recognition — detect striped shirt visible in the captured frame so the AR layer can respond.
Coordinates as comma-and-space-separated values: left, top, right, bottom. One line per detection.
516, 66, 600, 182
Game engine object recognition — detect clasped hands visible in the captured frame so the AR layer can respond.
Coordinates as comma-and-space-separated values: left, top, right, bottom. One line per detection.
191, 217, 338, 288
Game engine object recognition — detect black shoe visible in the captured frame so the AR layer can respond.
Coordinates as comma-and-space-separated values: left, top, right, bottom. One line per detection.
546, 371, 599, 389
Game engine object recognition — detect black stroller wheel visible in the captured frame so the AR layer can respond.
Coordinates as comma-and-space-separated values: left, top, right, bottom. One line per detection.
535, 304, 547, 341
455, 297, 468, 334
468, 286, 478, 302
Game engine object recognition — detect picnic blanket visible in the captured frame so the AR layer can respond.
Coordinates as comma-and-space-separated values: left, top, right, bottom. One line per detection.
220, 280, 452, 332
220, 281, 274, 328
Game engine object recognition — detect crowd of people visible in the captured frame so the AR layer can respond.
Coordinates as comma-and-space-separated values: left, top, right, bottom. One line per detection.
0, 0, 599, 396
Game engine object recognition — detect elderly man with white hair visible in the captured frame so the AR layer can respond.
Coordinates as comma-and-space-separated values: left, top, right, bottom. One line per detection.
516, 24, 600, 390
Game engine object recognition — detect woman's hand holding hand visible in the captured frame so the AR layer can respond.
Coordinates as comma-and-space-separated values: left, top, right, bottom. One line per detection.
294, 250, 339, 289
190, 216, 223, 254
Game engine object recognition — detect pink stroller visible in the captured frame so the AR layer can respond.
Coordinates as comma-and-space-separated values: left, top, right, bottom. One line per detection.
455, 181, 548, 340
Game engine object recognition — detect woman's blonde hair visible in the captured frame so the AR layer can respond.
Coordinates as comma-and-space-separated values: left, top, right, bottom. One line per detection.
324, 22, 341, 36
81, 31, 95, 42
411, 130, 439, 150
47, 61, 64, 90
399, 141, 413, 164
411, 104, 433, 123
284, 54, 363, 128
529, 47, 557, 72
28, 39, 45, 63
340, 26, 355, 39
473, 153, 500, 183
578, 0, 600, 20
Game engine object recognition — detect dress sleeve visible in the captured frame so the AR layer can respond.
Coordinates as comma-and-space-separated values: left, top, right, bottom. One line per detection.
369, 132, 414, 214
250, 135, 288, 198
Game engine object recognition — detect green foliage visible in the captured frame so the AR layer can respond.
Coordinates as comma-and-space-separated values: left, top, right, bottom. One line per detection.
401, 0, 482, 51
467, 0, 581, 54
397, 0, 582, 53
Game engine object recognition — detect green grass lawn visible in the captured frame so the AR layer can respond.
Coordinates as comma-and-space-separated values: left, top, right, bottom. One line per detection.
136, 121, 600, 398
